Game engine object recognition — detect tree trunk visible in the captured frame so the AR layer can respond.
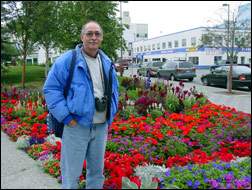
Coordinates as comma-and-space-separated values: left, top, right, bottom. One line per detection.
45, 47, 49, 78
22, 53, 26, 89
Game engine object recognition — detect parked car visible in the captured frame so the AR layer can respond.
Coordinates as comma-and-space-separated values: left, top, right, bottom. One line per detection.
137, 61, 165, 77
201, 65, 251, 90
157, 60, 196, 81
115, 59, 130, 72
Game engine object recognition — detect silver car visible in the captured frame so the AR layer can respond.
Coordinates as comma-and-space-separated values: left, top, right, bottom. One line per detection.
157, 61, 196, 81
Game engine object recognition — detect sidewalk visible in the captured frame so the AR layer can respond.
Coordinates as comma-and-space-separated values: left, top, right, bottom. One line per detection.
1, 131, 61, 189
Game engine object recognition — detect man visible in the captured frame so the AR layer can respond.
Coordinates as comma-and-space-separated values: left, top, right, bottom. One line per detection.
43, 21, 119, 189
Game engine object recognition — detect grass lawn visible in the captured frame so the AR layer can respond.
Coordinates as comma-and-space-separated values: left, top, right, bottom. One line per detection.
1, 65, 46, 89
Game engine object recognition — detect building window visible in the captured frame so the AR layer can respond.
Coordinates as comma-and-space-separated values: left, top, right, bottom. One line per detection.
240, 56, 245, 64
182, 39, 187, 47
136, 33, 139, 37
137, 47, 139, 52
168, 41, 172, 48
145, 33, 148, 38
152, 58, 161, 61
148, 45, 151, 51
191, 37, 196, 46
214, 36, 222, 46
157, 43, 160, 50
214, 56, 222, 64
33, 58, 38, 64
162, 42, 166, 49
140, 46, 143, 52
188, 57, 199, 65
144, 45, 147, 51
174, 40, 179, 47
152, 44, 155, 50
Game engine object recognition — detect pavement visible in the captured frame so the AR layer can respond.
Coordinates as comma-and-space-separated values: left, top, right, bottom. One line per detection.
1, 132, 61, 189
1, 83, 251, 189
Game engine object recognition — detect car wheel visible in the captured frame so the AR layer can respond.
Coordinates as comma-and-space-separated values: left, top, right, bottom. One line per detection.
188, 78, 193, 82
146, 71, 150, 77
137, 70, 141, 76
170, 75, 176, 81
202, 77, 209, 86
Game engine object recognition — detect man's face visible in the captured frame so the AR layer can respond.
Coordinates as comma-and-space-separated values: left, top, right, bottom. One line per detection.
81, 22, 103, 51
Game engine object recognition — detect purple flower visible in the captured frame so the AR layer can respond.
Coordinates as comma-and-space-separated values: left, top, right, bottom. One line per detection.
224, 173, 234, 183
187, 180, 193, 187
193, 180, 200, 189
209, 179, 219, 188
165, 169, 170, 177
226, 183, 233, 189
204, 177, 209, 183
1, 116, 7, 124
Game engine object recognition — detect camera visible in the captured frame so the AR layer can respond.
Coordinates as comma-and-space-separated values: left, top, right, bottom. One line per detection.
95, 96, 107, 112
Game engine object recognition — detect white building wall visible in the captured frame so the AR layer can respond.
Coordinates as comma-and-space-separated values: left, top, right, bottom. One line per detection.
132, 27, 251, 67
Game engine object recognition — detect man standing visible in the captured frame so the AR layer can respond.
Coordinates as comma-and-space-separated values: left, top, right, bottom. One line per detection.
43, 21, 119, 189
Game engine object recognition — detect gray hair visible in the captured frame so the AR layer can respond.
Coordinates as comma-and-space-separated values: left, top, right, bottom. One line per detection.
80, 20, 103, 37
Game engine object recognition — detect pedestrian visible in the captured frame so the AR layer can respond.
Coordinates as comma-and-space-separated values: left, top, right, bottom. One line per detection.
43, 20, 119, 189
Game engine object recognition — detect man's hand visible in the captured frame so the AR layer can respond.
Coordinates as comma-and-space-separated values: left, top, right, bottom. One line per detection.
69, 119, 77, 127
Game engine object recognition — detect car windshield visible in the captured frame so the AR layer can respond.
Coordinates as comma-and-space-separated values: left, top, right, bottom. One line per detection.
153, 62, 164, 67
233, 66, 251, 73
142, 62, 149, 67
179, 62, 193, 68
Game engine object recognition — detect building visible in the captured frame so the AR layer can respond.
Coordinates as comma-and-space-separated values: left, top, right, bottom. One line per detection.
26, 46, 61, 65
132, 26, 251, 67
118, 11, 148, 60
131, 3, 251, 67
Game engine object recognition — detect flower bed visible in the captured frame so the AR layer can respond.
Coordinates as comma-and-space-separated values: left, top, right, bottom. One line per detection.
1, 80, 251, 189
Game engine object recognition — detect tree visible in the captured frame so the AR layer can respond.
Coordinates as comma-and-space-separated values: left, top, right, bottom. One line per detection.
1, 1, 19, 67
199, 4, 251, 93
32, 1, 59, 78
55, 1, 124, 60
5, 1, 38, 88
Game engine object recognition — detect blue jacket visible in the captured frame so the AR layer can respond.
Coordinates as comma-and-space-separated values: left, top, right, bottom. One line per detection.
43, 44, 119, 127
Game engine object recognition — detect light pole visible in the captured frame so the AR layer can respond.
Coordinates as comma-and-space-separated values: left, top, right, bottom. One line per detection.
120, 1, 123, 59
223, 3, 232, 93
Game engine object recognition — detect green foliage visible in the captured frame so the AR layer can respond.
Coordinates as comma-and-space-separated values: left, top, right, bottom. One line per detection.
1, 65, 45, 87
183, 97, 196, 110
106, 141, 120, 152
119, 106, 139, 120
11, 107, 27, 118
163, 92, 180, 113
165, 137, 189, 157
122, 176, 158, 189
150, 109, 163, 119
55, 1, 123, 60
127, 89, 139, 101
162, 158, 251, 189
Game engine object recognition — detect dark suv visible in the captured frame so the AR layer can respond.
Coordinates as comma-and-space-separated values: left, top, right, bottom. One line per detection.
157, 60, 196, 81
137, 61, 165, 77
115, 59, 130, 71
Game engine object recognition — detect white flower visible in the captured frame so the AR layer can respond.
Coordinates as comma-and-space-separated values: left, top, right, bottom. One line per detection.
45, 134, 61, 145
16, 135, 30, 149
134, 164, 167, 178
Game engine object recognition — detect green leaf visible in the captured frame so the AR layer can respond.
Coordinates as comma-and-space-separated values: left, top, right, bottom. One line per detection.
122, 177, 139, 189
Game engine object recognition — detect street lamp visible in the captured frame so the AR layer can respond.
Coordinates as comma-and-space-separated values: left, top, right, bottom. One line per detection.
120, 1, 123, 59
223, 3, 233, 93
119, 1, 128, 60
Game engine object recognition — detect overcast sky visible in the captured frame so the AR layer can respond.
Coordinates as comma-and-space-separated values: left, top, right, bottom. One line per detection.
119, 1, 249, 38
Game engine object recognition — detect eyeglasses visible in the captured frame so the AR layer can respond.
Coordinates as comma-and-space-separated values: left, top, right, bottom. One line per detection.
84, 31, 102, 38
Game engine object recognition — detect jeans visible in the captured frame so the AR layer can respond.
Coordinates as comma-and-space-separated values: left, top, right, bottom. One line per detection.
60, 122, 108, 189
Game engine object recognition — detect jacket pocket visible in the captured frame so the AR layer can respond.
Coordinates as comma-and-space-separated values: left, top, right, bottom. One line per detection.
67, 85, 88, 115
